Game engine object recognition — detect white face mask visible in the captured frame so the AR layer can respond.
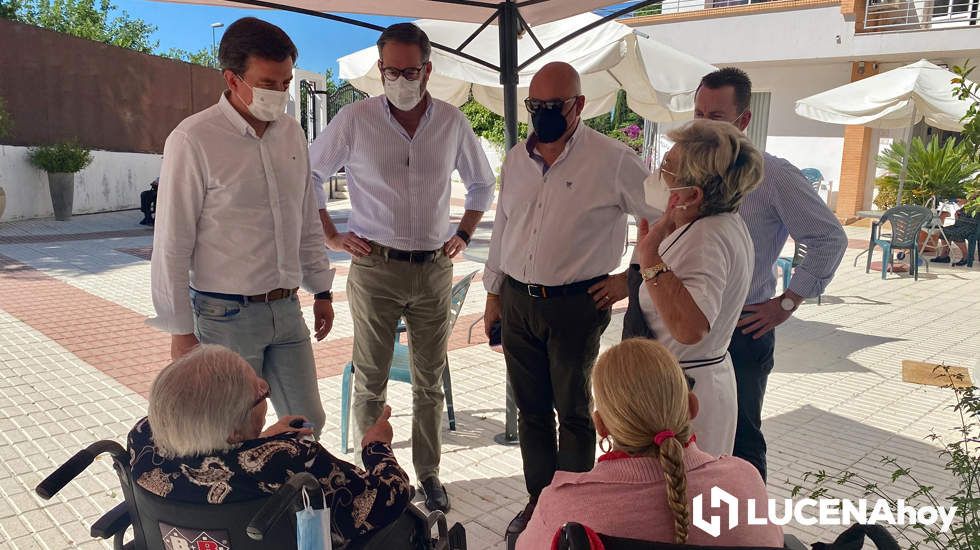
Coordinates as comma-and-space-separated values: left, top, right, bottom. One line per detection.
236, 75, 288, 122
644, 172, 694, 213
384, 76, 423, 111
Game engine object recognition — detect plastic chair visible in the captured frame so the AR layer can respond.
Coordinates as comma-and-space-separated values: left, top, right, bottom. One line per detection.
961, 215, 980, 267
35, 440, 460, 550
776, 242, 821, 305
865, 205, 933, 280
340, 271, 478, 453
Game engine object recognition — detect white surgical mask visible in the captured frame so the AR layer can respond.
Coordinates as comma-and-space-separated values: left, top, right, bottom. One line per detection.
644, 172, 694, 213
384, 76, 423, 111
236, 75, 288, 122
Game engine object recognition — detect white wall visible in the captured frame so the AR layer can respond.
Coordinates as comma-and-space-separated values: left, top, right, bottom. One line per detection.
0, 145, 162, 221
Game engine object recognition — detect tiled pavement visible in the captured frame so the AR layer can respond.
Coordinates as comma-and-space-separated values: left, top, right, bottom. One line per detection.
1, 199, 978, 549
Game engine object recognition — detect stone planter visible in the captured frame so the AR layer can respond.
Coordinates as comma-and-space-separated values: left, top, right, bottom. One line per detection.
48, 172, 75, 221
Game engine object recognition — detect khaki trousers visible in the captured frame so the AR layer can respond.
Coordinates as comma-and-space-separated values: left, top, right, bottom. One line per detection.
347, 247, 453, 480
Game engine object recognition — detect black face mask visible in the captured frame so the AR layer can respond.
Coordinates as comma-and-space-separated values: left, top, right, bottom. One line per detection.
531, 105, 570, 144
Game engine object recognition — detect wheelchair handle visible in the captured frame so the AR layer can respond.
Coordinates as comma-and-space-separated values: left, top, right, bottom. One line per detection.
247, 471, 320, 540
36, 440, 127, 500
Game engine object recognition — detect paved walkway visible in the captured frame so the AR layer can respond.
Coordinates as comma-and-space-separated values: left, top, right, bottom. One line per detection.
0, 204, 977, 549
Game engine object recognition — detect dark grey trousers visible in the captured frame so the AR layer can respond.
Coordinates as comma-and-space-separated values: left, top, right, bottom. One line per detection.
500, 279, 611, 498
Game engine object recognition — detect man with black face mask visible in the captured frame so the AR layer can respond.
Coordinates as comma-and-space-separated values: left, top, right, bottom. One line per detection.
482, 62, 658, 539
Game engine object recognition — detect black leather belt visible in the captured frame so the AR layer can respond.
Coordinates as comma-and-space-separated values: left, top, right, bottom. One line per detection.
371, 242, 441, 264
506, 275, 608, 299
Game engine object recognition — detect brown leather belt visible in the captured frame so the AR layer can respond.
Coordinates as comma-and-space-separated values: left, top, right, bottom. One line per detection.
193, 288, 298, 303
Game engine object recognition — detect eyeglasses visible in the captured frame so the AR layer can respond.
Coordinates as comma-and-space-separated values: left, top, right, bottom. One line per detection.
658, 158, 678, 180
381, 65, 426, 81
523, 97, 577, 114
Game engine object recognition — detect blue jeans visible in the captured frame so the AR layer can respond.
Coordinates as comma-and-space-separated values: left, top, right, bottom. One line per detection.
190, 290, 326, 435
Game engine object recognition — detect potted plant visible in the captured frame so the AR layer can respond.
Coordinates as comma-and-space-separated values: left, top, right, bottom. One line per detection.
27, 142, 93, 221
0, 96, 12, 221
874, 136, 980, 209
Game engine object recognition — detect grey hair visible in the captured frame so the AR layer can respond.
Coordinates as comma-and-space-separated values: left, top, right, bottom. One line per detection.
148, 345, 254, 458
667, 119, 764, 217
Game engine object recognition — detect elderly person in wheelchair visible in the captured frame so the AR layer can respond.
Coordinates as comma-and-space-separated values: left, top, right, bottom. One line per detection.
518, 339, 783, 549
128, 344, 412, 547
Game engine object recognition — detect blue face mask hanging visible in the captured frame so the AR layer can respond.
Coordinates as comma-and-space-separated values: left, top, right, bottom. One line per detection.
296, 487, 332, 550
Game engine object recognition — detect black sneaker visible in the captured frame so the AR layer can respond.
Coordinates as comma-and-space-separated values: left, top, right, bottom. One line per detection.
931, 256, 951, 263
953, 259, 969, 267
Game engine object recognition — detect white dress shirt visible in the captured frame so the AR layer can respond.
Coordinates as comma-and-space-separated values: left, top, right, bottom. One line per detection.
483, 124, 658, 294
310, 95, 495, 251
150, 93, 335, 335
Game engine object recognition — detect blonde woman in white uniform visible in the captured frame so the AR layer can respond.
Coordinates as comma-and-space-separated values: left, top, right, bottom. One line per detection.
635, 119, 763, 457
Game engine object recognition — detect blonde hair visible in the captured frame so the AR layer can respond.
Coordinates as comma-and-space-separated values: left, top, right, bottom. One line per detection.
593, 339, 693, 544
148, 344, 255, 458
667, 119, 764, 217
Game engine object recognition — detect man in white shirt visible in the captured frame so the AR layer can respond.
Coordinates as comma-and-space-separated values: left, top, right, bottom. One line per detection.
309, 23, 494, 513
482, 62, 657, 538
150, 17, 335, 435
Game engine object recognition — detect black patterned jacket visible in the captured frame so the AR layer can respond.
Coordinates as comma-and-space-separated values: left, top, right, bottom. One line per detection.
127, 417, 411, 547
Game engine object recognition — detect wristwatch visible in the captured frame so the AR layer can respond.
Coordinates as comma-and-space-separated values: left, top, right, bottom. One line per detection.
640, 263, 671, 285
314, 291, 333, 301
779, 294, 797, 312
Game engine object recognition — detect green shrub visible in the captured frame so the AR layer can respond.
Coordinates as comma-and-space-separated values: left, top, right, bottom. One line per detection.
874, 136, 980, 207
28, 142, 94, 174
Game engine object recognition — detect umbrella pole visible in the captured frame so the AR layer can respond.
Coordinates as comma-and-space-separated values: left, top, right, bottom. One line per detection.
495, 0, 520, 446
896, 102, 916, 205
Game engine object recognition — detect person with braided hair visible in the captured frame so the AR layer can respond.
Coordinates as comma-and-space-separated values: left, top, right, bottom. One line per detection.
517, 339, 782, 548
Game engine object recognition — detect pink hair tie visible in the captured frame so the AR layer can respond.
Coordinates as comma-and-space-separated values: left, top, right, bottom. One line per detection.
653, 430, 676, 446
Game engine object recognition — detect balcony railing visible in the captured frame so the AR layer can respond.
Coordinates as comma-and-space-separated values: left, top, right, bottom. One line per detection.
862, 0, 979, 31
600, 0, 784, 19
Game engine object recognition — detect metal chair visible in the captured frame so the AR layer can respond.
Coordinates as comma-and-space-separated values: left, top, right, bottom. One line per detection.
865, 205, 933, 280
35, 440, 460, 550
339, 271, 478, 453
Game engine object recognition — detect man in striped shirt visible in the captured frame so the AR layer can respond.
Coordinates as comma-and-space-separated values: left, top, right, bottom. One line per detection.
309, 23, 495, 513
695, 68, 847, 481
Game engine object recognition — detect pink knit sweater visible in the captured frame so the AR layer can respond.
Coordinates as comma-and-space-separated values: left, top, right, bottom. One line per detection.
517, 443, 784, 549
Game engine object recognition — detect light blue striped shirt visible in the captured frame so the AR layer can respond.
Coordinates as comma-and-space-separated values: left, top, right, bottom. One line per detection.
310, 95, 495, 251
739, 153, 847, 304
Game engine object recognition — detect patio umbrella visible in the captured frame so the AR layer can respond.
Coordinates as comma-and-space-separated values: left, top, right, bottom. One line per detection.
794, 59, 973, 203
338, 13, 716, 123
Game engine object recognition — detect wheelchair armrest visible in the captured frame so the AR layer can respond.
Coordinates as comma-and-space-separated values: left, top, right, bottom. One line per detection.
91, 502, 132, 539
405, 502, 449, 548
247, 472, 320, 540
36, 440, 127, 499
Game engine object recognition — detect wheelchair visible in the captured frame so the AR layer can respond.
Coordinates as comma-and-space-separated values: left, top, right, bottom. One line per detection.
36, 440, 466, 550
556, 521, 900, 550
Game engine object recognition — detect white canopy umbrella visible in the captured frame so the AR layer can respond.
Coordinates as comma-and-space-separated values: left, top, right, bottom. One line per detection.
339, 13, 716, 123
795, 60, 970, 131
795, 59, 973, 203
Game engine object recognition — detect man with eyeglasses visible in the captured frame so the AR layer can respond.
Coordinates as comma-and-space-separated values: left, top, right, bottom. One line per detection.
482, 61, 657, 538
686, 68, 846, 481
150, 18, 335, 438
309, 22, 494, 514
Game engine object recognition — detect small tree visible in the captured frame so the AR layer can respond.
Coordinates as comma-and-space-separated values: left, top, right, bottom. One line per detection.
952, 61, 980, 214
2, 0, 158, 53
